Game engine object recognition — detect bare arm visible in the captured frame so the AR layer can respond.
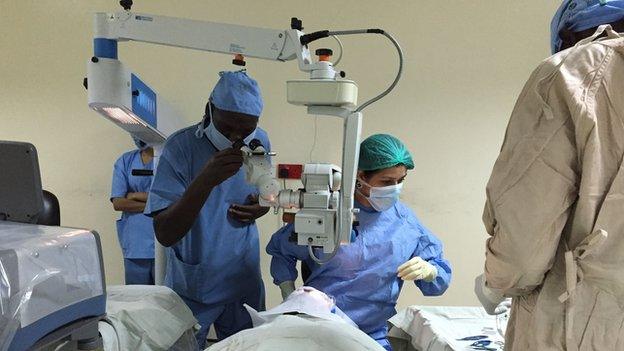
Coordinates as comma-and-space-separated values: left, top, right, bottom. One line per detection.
127, 192, 148, 202
112, 197, 146, 213
153, 149, 243, 247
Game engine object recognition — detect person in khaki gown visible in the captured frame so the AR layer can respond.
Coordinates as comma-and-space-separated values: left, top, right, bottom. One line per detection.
475, 1, 624, 350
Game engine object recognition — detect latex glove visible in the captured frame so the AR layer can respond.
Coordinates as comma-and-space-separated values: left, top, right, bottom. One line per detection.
279, 281, 295, 301
495, 298, 512, 315
474, 274, 510, 315
397, 257, 438, 282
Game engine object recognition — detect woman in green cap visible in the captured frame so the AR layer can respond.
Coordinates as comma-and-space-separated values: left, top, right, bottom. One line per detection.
267, 134, 452, 350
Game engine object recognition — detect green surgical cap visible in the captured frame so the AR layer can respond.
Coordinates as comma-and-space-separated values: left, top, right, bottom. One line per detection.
358, 134, 414, 172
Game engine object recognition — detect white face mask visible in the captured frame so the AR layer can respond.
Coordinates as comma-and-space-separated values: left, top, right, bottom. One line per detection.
206, 121, 257, 151
357, 178, 403, 212
196, 101, 257, 150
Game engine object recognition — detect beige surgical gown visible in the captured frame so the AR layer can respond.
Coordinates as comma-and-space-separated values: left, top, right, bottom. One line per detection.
483, 28, 624, 351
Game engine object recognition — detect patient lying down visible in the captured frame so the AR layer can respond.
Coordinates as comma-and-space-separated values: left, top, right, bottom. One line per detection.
206, 287, 385, 351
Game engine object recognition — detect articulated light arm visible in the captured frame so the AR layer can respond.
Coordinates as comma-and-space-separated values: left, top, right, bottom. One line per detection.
93, 12, 313, 69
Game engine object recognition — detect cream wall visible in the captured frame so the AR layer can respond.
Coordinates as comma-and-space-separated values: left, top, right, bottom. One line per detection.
0, 1, 560, 310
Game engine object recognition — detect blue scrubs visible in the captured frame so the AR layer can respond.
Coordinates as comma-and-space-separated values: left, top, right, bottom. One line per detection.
111, 149, 155, 285
145, 124, 269, 348
267, 201, 452, 349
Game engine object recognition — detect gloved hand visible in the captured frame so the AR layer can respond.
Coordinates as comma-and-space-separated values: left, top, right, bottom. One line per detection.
474, 274, 510, 315
397, 257, 438, 282
279, 281, 295, 300
495, 298, 512, 315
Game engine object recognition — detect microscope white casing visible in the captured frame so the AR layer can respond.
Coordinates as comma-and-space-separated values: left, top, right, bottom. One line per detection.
241, 144, 281, 206
294, 164, 342, 253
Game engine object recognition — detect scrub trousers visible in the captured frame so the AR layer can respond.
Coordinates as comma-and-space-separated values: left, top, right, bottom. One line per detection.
182, 296, 255, 349
123, 258, 155, 285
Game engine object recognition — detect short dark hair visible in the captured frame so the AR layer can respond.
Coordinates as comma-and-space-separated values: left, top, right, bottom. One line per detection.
559, 17, 624, 51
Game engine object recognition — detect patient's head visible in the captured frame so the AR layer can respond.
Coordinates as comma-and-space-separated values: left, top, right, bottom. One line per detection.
245, 286, 357, 328
286, 286, 335, 311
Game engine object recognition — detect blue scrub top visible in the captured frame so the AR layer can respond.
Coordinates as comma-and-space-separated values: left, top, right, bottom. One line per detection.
145, 124, 270, 306
267, 201, 452, 336
111, 149, 155, 259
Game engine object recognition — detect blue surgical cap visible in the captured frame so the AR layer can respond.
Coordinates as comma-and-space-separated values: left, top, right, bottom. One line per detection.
551, 0, 624, 54
358, 134, 415, 172
209, 70, 263, 118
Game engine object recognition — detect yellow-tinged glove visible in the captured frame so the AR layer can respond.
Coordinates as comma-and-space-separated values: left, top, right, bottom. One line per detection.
397, 257, 438, 282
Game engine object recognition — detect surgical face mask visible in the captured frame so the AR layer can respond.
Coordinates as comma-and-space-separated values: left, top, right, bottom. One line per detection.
196, 101, 257, 150
357, 178, 403, 212
205, 120, 257, 151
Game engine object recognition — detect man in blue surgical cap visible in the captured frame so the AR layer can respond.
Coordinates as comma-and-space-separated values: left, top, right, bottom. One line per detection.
551, 0, 624, 53
145, 71, 271, 348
